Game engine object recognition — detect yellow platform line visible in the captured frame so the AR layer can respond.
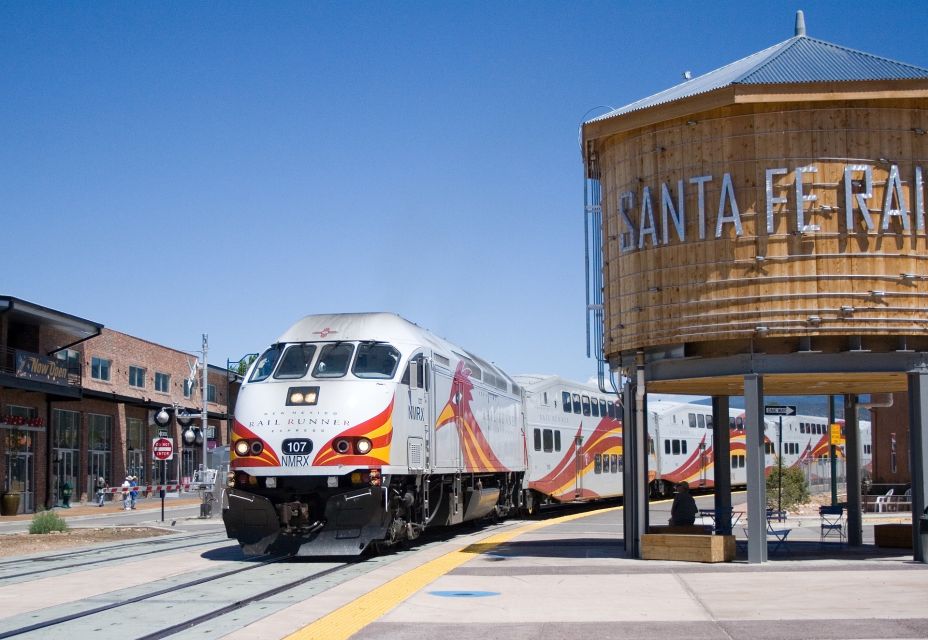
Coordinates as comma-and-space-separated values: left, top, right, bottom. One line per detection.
285, 505, 622, 640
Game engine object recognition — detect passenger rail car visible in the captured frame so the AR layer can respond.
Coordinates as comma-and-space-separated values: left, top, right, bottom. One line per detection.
647, 399, 872, 497
223, 313, 525, 556
515, 375, 623, 511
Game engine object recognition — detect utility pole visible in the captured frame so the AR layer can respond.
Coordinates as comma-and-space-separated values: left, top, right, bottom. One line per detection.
201, 334, 209, 473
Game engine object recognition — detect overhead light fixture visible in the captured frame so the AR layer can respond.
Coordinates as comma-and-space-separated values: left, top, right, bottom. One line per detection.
869, 290, 886, 299
901, 273, 917, 281
840, 305, 855, 315
686, 119, 697, 126
648, 286, 662, 292
807, 315, 822, 326
755, 326, 769, 335
755, 255, 766, 263
799, 224, 821, 234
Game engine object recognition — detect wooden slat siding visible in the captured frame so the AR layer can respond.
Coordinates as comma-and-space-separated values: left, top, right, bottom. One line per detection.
594, 98, 928, 358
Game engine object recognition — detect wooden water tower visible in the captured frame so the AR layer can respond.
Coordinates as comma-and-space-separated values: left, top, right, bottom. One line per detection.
582, 13, 928, 563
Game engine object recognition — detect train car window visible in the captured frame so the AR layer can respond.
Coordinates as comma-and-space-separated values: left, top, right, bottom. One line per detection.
594, 453, 602, 474
543, 392, 548, 405
582, 395, 591, 416
554, 430, 561, 451
543, 429, 553, 452
353, 343, 400, 379
736, 416, 744, 430
533, 429, 541, 451
248, 347, 281, 382
618, 454, 624, 471
312, 343, 355, 378
672, 440, 680, 455
572, 394, 581, 414
697, 414, 705, 429
688, 413, 697, 428
706, 415, 713, 429
600, 399, 607, 416
729, 417, 735, 431
681, 440, 688, 454
611, 454, 618, 473
607, 401, 615, 418
433, 353, 450, 367
274, 344, 317, 379
648, 440, 655, 455
591, 399, 599, 417
664, 440, 670, 454
800, 423, 805, 433
562, 391, 571, 413
731, 455, 737, 469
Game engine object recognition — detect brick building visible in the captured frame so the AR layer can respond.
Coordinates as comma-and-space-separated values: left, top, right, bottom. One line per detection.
0, 296, 238, 513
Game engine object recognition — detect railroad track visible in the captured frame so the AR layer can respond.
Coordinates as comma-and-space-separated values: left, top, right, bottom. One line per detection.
0, 531, 230, 581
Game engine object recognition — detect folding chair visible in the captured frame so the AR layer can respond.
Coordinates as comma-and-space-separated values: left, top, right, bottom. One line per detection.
875, 488, 895, 512
819, 505, 845, 544
766, 519, 791, 555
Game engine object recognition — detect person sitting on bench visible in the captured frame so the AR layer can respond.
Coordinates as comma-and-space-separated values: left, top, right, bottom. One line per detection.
669, 481, 698, 526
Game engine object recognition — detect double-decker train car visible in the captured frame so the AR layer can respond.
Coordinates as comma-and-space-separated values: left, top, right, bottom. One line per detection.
223, 313, 525, 556
514, 375, 623, 511
646, 398, 872, 497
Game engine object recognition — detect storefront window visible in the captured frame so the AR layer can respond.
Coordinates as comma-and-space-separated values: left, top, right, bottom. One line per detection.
86, 413, 112, 497
3, 405, 36, 513
52, 409, 80, 507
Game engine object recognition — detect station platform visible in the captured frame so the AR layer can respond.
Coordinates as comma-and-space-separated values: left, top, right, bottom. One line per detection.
222, 502, 928, 640
0, 495, 203, 523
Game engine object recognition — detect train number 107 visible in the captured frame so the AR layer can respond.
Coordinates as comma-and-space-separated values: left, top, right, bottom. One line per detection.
281, 438, 313, 455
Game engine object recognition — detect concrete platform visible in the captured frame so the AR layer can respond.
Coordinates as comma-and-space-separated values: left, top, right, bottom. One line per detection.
223, 503, 928, 640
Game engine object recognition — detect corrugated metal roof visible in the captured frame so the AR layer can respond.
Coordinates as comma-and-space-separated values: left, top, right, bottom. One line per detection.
588, 34, 928, 124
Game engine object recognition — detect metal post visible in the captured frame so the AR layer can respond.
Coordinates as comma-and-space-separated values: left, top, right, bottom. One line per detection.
712, 396, 732, 534
829, 395, 837, 506
621, 378, 638, 557
907, 372, 928, 563
845, 394, 862, 546
778, 415, 783, 514
201, 334, 208, 474
745, 374, 767, 563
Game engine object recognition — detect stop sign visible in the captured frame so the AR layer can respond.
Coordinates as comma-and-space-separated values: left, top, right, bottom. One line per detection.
152, 437, 174, 461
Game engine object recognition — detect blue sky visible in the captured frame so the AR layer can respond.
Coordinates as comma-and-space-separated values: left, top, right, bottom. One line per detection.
3, 1, 927, 382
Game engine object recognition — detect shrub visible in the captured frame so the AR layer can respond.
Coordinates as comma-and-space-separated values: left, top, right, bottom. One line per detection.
766, 462, 809, 511
29, 510, 69, 534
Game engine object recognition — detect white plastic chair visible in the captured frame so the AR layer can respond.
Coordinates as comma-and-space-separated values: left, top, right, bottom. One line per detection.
875, 488, 895, 512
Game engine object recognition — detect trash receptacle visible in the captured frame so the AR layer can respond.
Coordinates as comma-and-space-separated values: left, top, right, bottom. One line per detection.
1, 492, 21, 516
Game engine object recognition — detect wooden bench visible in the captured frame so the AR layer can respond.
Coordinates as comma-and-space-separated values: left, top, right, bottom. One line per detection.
642, 533, 736, 563
647, 525, 713, 535
874, 523, 912, 549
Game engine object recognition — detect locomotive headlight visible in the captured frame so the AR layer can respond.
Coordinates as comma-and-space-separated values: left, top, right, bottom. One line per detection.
333, 438, 351, 454
355, 438, 373, 454
234, 440, 250, 456
250, 440, 264, 456
287, 386, 320, 406
265, 477, 277, 488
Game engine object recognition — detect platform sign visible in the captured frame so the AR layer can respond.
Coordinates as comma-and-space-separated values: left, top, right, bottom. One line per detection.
830, 423, 844, 445
765, 405, 797, 416
152, 437, 174, 461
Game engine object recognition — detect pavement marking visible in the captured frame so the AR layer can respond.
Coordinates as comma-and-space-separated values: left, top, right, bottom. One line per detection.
285, 505, 623, 640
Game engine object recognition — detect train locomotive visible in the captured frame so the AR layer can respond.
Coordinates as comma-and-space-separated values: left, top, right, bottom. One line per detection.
223, 313, 526, 556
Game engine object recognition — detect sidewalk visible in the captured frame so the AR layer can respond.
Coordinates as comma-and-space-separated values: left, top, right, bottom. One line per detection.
0, 495, 203, 524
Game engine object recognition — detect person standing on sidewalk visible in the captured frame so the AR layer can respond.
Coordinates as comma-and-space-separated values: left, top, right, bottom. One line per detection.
129, 476, 139, 510
121, 476, 131, 510
96, 477, 107, 507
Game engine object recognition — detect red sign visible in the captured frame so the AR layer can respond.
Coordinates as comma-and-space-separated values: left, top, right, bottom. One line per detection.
152, 437, 174, 461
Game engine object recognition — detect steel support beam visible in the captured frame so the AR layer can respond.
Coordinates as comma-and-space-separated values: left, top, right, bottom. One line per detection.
745, 374, 767, 563
712, 396, 732, 534
908, 373, 928, 563
844, 394, 862, 546
621, 380, 641, 557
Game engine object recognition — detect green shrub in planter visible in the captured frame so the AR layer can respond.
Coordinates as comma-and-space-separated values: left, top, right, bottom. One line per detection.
29, 510, 69, 534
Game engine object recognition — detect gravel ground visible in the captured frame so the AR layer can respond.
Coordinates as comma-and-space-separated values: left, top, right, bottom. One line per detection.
0, 527, 172, 558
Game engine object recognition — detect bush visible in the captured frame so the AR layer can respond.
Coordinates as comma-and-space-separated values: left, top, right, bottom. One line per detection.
766, 462, 809, 511
29, 510, 69, 534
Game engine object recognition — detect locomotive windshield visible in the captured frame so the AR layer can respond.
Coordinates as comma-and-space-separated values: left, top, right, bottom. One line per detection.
248, 346, 281, 382
352, 342, 400, 379
274, 344, 317, 379
312, 343, 355, 378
